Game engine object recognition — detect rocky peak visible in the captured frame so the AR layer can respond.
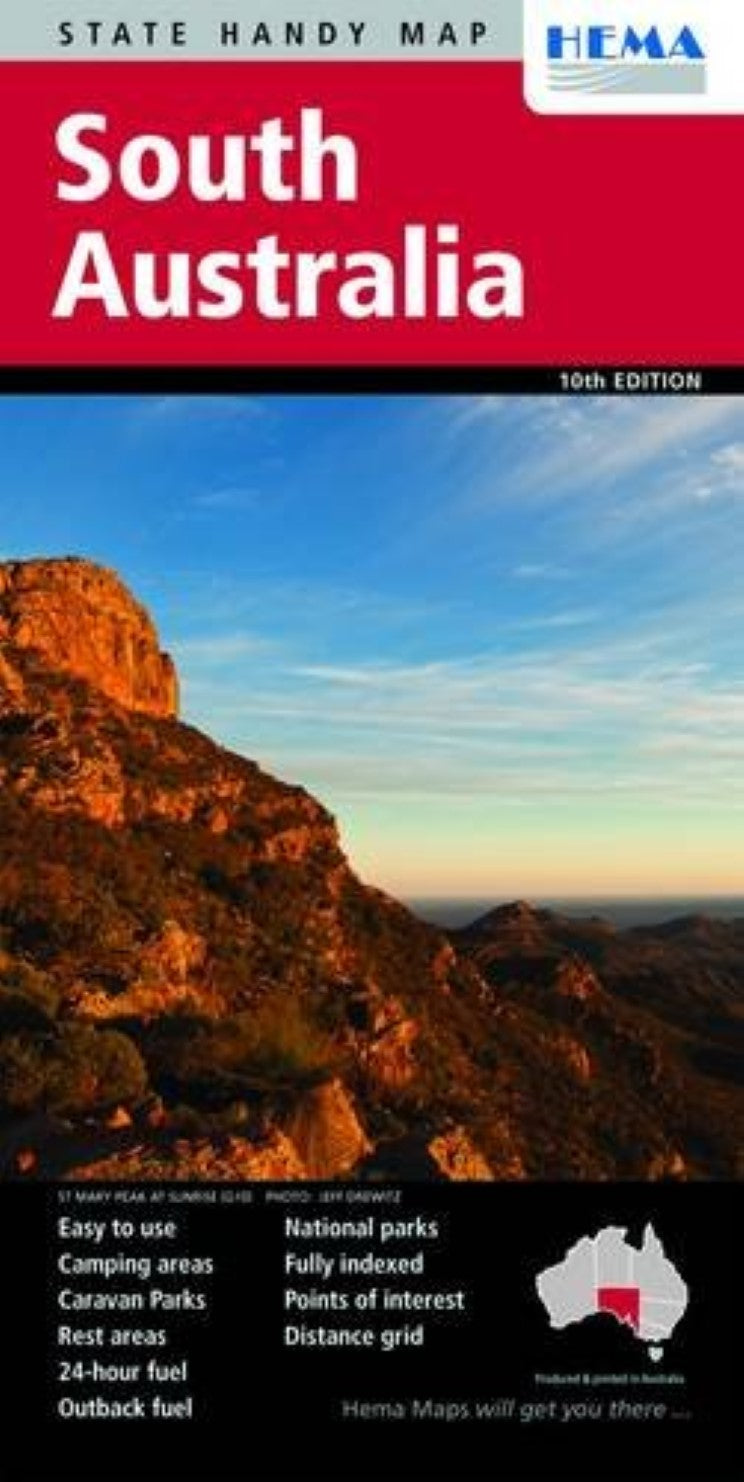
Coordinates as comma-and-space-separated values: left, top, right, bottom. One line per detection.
492, 900, 539, 925
0, 557, 178, 718
467, 900, 546, 939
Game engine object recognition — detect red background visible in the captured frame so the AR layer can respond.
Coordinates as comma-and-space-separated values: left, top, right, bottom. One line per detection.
0, 62, 741, 365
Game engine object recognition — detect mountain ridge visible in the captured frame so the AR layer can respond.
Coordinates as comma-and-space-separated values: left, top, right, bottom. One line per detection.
0, 558, 741, 1182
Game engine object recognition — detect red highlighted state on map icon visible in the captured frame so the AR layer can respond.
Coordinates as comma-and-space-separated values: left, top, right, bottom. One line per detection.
536, 1224, 689, 1361
596, 1287, 641, 1332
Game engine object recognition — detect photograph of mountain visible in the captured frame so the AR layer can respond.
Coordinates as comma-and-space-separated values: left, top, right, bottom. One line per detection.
0, 394, 741, 1180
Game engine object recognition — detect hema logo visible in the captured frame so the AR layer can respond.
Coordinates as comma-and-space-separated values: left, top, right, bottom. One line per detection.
546, 22, 707, 94
525, 2, 744, 114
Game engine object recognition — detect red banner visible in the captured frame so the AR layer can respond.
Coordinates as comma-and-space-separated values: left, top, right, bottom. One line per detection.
1, 61, 741, 364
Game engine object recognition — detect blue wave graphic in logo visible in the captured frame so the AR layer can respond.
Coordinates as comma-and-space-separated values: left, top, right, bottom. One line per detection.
547, 62, 707, 94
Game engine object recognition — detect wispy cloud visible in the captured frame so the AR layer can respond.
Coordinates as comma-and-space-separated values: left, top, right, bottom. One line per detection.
143, 396, 744, 837
173, 633, 273, 666
446, 396, 506, 432
503, 608, 601, 633
551, 397, 743, 491
137, 396, 266, 425
175, 609, 744, 812
160, 574, 454, 635
454, 395, 744, 510
693, 442, 744, 501
512, 562, 572, 581
190, 486, 263, 512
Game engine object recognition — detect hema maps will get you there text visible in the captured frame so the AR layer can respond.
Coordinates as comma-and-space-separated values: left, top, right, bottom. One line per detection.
0, 5, 739, 1481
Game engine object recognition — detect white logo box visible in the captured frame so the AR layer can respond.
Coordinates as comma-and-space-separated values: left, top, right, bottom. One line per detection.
524, 0, 744, 113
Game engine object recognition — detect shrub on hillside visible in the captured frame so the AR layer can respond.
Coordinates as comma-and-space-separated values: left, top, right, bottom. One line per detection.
146, 996, 336, 1105
0, 959, 60, 1026
233, 997, 336, 1087
0, 1025, 148, 1117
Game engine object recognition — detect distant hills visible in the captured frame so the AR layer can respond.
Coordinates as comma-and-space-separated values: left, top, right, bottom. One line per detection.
452, 901, 743, 1177
0, 558, 741, 1181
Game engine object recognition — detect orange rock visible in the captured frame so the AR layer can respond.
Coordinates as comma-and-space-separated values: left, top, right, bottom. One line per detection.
363, 996, 419, 1090
285, 1079, 372, 1178
0, 558, 178, 718
554, 955, 601, 1002
428, 1128, 495, 1181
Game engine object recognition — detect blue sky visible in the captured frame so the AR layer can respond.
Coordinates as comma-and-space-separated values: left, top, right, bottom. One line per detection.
2, 392, 744, 899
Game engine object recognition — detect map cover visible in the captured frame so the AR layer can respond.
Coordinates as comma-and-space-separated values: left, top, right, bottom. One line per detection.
0, 3, 739, 1479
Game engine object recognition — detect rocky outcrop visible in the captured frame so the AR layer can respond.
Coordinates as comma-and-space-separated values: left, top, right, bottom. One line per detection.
554, 956, 601, 1003
0, 649, 25, 711
0, 559, 500, 1182
284, 1080, 372, 1178
67, 1131, 308, 1181
645, 1150, 688, 1181
71, 921, 219, 1021
553, 1033, 593, 1082
0, 558, 177, 718
428, 1128, 494, 1181
359, 994, 419, 1091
